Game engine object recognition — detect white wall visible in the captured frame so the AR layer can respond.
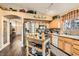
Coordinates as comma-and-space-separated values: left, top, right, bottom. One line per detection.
0, 17, 10, 51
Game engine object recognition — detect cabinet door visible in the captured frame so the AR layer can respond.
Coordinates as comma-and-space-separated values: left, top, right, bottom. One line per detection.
58, 39, 64, 50
73, 48, 79, 56
64, 42, 72, 55
49, 19, 60, 28
72, 40, 79, 56
72, 44, 79, 56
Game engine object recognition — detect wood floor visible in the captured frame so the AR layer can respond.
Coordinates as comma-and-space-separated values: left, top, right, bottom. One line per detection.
0, 35, 55, 56
0, 35, 26, 56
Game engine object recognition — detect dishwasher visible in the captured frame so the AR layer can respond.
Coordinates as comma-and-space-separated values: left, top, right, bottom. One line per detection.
52, 33, 58, 47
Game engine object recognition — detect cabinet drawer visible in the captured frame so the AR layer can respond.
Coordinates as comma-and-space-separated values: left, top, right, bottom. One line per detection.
58, 37, 63, 40
73, 40, 79, 45
73, 44, 79, 50
64, 38, 73, 43
73, 53, 79, 56
64, 42, 72, 55
73, 48, 79, 55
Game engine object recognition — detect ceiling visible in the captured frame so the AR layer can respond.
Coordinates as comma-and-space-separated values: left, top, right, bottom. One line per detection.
0, 3, 79, 16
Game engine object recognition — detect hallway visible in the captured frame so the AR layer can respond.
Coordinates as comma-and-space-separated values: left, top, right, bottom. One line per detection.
0, 36, 26, 56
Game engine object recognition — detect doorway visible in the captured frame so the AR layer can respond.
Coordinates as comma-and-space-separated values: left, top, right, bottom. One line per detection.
1, 15, 25, 56
9, 20, 16, 44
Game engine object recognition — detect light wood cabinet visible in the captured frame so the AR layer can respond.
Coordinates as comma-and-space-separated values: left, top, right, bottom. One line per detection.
64, 38, 73, 43
59, 9, 79, 56
58, 40, 64, 50
62, 9, 79, 20
58, 37, 64, 50
58, 37, 73, 55
73, 48, 79, 55
73, 44, 79, 50
58, 36, 79, 56
73, 40, 79, 45
72, 40, 79, 56
64, 41, 72, 55
73, 53, 78, 56
64, 38, 73, 55
49, 19, 61, 29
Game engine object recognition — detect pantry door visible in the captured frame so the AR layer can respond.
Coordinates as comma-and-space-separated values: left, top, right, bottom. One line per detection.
2, 16, 10, 48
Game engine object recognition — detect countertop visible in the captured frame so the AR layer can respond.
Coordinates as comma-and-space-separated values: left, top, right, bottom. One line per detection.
59, 34, 79, 40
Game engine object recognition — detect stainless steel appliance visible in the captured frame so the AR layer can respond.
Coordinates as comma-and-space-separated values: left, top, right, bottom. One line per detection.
52, 32, 58, 47
49, 28, 60, 47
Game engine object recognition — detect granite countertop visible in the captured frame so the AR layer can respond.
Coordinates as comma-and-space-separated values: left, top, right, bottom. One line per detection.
59, 34, 79, 40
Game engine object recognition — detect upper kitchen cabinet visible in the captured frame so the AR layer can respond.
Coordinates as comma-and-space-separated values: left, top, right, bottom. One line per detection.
49, 15, 61, 29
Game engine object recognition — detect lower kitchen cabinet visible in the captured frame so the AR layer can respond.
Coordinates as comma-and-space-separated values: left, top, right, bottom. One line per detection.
64, 38, 73, 55
64, 42, 72, 55
72, 40, 79, 56
73, 40, 79, 45
58, 37, 64, 50
73, 53, 79, 56
72, 47, 79, 56
58, 36, 79, 55
58, 37, 73, 55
